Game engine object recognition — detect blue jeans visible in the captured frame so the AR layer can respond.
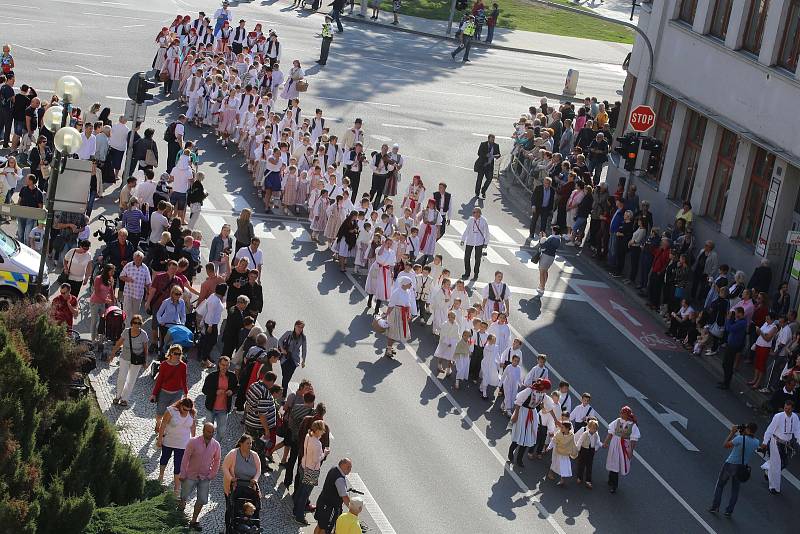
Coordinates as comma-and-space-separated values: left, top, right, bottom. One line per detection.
607, 232, 617, 265
711, 462, 741, 514
4, 189, 13, 204
486, 25, 495, 43
17, 217, 34, 243
209, 409, 229, 441
330, 8, 343, 31
292, 480, 314, 520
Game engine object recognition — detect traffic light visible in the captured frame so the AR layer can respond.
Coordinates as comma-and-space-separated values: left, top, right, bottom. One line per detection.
126, 72, 158, 104
615, 133, 639, 172
641, 136, 663, 175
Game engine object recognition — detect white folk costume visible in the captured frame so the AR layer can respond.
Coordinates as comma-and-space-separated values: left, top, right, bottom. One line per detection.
280, 66, 304, 101
354, 230, 372, 269
453, 338, 472, 381
323, 202, 346, 241
365, 245, 396, 302
480, 342, 501, 395
401, 180, 426, 216
487, 320, 511, 355
570, 403, 596, 432
482, 281, 510, 320
385, 280, 417, 343
510, 383, 550, 456
523, 364, 549, 386
500, 364, 522, 412
295, 173, 310, 209
606, 413, 640, 491
434, 320, 460, 362
429, 286, 452, 335
761, 410, 800, 493
549, 429, 577, 477
499, 346, 522, 367
417, 205, 440, 257
310, 194, 330, 233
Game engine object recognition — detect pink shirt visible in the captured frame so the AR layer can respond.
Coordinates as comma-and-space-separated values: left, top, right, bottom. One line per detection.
213, 374, 229, 411
179, 435, 221, 480
89, 276, 115, 304
301, 434, 323, 471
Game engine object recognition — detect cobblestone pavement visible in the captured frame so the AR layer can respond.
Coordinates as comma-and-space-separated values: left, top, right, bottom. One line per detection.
90, 358, 305, 534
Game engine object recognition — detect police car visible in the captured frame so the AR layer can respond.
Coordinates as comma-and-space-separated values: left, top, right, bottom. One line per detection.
0, 226, 47, 309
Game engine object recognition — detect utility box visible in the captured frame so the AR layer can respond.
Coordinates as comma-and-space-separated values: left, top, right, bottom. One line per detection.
563, 69, 579, 96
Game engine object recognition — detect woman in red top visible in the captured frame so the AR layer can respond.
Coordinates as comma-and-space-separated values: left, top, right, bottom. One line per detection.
51, 283, 79, 329
89, 264, 116, 342
647, 238, 672, 310
150, 344, 189, 434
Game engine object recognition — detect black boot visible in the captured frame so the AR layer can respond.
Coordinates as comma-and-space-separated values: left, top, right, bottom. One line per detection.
367, 294, 373, 308
375, 300, 382, 314
515, 446, 526, 468
507, 443, 517, 463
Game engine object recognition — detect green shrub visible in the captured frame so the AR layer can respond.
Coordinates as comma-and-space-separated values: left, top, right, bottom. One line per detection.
36, 477, 95, 534
84, 491, 187, 534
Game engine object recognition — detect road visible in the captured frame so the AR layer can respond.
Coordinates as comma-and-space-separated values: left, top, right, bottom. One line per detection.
5, 1, 798, 533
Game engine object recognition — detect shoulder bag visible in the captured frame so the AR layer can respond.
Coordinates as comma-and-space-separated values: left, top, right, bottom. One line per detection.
301, 436, 321, 486
144, 146, 158, 167
129, 329, 146, 366
57, 249, 76, 285
736, 437, 751, 482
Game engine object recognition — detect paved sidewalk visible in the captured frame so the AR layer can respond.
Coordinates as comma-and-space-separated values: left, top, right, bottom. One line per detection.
571, 0, 640, 24
89, 360, 305, 533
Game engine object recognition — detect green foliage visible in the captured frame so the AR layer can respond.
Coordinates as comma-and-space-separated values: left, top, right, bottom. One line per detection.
84, 491, 187, 534
36, 477, 95, 534
39, 399, 92, 480
64, 417, 119, 508
110, 450, 147, 506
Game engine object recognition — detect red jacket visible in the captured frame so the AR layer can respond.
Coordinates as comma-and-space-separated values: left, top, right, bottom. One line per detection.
651, 246, 671, 274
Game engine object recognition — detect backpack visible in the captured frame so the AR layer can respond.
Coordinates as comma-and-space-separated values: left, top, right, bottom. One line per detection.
163, 121, 177, 143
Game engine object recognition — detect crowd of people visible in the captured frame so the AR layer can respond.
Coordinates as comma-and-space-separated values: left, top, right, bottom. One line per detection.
3, 0, 799, 529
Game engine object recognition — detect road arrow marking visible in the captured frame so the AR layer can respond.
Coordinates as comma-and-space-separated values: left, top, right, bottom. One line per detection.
609, 299, 643, 327
607, 368, 699, 452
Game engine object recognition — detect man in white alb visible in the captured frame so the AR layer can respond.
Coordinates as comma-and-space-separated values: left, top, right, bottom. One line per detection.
760, 399, 800, 494
460, 206, 489, 280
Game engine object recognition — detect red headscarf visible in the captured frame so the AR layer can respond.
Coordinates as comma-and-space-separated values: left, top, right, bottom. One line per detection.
620, 405, 637, 424
532, 378, 551, 391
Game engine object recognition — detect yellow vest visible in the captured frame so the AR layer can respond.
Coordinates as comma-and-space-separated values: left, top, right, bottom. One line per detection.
463, 21, 476, 37
322, 23, 333, 38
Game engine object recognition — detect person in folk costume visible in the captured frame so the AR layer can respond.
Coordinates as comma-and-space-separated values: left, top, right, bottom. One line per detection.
341, 118, 366, 152
309, 188, 330, 243
487, 312, 511, 359
383, 276, 418, 358
532, 390, 561, 459
265, 32, 281, 67
231, 19, 247, 55
429, 277, 452, 335
509, 378, 555, 468
417, 198, 442, 265
569, 392, 596, 433
246, 30, 259, 51
434, 311, 460, 376
280, 60, 305, 103
499, 353, 522, 415
323, 194, 347, 244
215, 21, 232, 58
453, 330, 472, 390
479, 334, 501, 399
574, 418, 602, 488
254, 35, 268, 58
263, 146, 284, 213
294, 169, 310, 213
333, 211, 358, 272
402, 175, 426, 217
547, 421, 578, 485
481, 271, 510, 321
268, 62, 284, 97
523, 353, 550, 386
153, 27, 171, 71
760, 399, 800, 495
185, 69, 206, 125
281, 164, 300, 214
162, 38, 182, 97
168, 15, 182, 35
183, 27, 198, 57
352, 221, 372, 275
217, 88, 240, 146
176, 15, 192, 47
237, 103, 256, 151
213, 0, 232, 35
602, 405, 641, 493
451, 279, 474, 310
178, 55, 197, 104
365, 236, 396, 313
306, 179, 323, 221
204, 77, 223, 127
251, 134, 269, 184
198, 17, 214, 47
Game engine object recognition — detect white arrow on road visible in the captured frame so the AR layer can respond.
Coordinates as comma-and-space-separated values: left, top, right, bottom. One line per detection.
609, 300, 643, 327
607, 368, 699, 452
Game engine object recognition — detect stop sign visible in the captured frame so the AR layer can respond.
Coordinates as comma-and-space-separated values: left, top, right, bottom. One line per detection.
628, 105, 656, 133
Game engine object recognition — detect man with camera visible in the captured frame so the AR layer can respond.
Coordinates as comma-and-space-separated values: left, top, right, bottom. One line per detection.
760, 399, 800, 495
709, 422, 759, 516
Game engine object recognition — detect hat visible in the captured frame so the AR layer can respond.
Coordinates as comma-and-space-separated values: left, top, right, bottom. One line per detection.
532, 378, 552, 391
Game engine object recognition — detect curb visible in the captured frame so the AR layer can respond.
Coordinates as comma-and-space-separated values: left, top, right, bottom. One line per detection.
337, 13, 582, 61
520, 85, 587, 105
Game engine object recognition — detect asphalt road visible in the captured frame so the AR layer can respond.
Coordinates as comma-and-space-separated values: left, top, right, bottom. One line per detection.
6, 1, 799, 533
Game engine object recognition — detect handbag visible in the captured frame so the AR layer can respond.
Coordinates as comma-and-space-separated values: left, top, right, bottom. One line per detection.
57, 249, 75, 285
128, 328, 146, 366
372, 316, 388, 334
530, 245, 542, 264
144, 148, 158, 167
296, 80, 309, 92
159, 70, 169, 82
301, 437, 321, 486
735, 437, 751, 482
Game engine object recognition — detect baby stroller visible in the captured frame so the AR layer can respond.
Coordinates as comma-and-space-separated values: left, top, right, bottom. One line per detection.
226, 482, 261, 533
98, 305, 126, 361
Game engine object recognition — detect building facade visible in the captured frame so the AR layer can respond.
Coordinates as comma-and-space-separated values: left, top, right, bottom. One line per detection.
617, 0, 800, 299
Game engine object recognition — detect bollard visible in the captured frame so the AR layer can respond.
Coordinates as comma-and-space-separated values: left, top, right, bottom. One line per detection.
563, 69, 579, 96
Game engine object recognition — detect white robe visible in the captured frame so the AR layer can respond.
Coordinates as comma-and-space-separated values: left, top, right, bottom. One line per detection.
523, 365, 549, 386
761, 411, 800, 492
500, 364, 522, 411
605, 418, 640, 476
429, 288, 453, 335
487, 322, 511, 355
511, 388, 544, 447
434, 321, 460, 362
480, 343, 501, 392
365, 247, 396, 301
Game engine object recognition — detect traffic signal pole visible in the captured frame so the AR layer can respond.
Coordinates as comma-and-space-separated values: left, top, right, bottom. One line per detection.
122, 100, 139, 180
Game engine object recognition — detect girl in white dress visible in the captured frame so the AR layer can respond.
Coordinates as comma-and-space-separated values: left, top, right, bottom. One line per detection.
353, 222, 373, 275
479, 334, 501, 399
453, 330, 472, 389
280, 60, 304, 102
548, 421, 577, 485
281, 164, 299, 214
309, 189, 330, 242
434, 311, 460, 375
487, 312, 511, 355
429, 278, 452, 335
383, 276, 417, 357
294, 170, 310, 213
499, 353, 522, 415
365, 237, 396, 313
602, 406, 640, 493
508, 378, 553, 468
323, 196, 346, 244
401, 175, 426, 216
416, 200, 440, 264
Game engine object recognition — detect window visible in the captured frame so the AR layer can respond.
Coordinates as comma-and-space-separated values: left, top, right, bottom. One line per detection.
671, 110, 707, 202
678, 0, 698, 24
778, 0, 800, 71
742, 0, 770, 54
705, 129, 739, 223
738, 148, 775, 244
647, 92, 676, 184
709, 0, 734, 39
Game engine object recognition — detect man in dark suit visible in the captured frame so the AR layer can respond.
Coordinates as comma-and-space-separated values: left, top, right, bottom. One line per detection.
432, 182, 452, 239
530, 177, 555, 237
474, 134, 501, 199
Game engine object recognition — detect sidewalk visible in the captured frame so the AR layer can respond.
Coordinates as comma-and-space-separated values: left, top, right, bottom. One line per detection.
571, 0, 640, 24
334, 6, 632, 65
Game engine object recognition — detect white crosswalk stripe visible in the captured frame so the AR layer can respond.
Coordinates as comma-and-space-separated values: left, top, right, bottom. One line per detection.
253, 221, 276, 240
438, 238, 465, 261
284, 223, 312, 242
483, 246, 509, 266
223, 193, 253, 212
516, 228, 530, 239
515, 250, 583, 275
488, 224, 515, 244
449, 219, 467, 236
199, 214, 229, 234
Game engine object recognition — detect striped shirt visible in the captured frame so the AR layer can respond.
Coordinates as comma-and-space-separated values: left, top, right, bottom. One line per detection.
244, 381, 277, 430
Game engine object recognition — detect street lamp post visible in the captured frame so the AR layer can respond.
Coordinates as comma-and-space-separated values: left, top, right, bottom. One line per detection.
33, 75, 83, 297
